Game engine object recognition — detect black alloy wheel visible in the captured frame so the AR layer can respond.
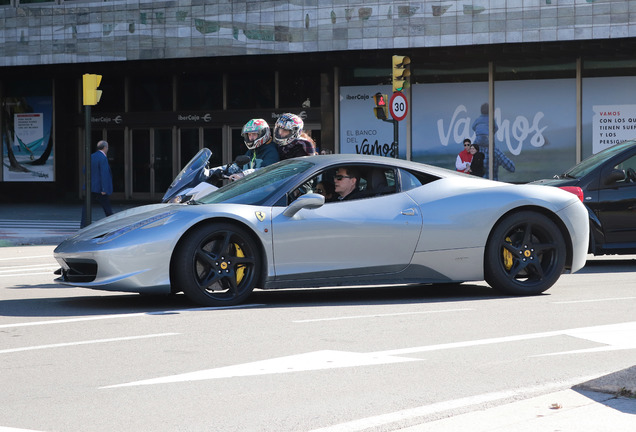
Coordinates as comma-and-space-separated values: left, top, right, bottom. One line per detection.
173, 223, 261, 306
485, 211, 566, 295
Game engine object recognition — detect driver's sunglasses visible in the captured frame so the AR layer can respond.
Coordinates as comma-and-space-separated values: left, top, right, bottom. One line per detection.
334, 175, 353, 180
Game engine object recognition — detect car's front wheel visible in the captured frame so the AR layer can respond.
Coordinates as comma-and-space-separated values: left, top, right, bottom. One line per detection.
485, 211, 565, 295
173, 223, 261, 306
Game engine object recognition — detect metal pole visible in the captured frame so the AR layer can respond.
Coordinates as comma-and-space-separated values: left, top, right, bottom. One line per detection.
393, 119, 398, 158
84, 105, 92, 226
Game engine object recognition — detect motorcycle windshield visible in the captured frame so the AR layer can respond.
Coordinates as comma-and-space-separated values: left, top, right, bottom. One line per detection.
162, 148, 212, 202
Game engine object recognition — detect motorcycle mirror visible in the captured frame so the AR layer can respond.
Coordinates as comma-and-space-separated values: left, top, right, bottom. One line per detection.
235, 155, 251, 166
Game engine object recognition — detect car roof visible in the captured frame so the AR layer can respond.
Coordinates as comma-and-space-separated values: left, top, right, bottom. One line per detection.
295, 154, 458, 178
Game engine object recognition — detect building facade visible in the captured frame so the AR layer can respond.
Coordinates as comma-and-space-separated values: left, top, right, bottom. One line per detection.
1, 0, 636, 202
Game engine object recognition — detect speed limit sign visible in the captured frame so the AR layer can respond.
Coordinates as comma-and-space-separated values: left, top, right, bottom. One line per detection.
389, 92, 408, 121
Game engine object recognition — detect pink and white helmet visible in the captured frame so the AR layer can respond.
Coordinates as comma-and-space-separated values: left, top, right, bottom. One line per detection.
273, 113, 303, 146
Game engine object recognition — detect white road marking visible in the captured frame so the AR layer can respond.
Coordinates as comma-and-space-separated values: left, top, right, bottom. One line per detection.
293, 308, 474, 323
0, 262, 59, 278
534, 321, 636, 356
103, 321, 636, 388
0, 255, 52, 261
101, 350, 420, 388
0, 304, 265, 329
0, 427, 47, 432
0, 272, 57, 278
0, 264, 59, 278
305, 376, 602, 432
0, 333, 179, 354
553, 297, 636, 304
0, 264, 58, 271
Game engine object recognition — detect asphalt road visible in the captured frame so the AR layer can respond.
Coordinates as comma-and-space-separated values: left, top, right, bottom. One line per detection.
1, 246, 635, 432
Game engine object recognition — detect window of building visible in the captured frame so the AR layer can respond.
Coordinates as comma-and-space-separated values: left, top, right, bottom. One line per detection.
492, 60, 577, 182
92, 76, 124, 113
176, 72, 223, 111
278, 70, 320, 109
227, 71, 274, 110
129, 75, 173, 112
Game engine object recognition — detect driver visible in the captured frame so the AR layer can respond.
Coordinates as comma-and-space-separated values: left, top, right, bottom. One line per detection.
229, 118, 279, 181
273, 113, 318, 160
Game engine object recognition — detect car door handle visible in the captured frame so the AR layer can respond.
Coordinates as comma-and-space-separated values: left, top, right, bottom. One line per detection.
401, 208, 416, 216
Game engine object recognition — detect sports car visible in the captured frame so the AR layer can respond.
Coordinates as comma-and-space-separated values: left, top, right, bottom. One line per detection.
54, 154, 589, 306
531, 139, 636, 255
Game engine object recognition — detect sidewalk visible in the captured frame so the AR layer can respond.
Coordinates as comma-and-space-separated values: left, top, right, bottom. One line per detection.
399, 369, 636, 431
0, 201, 142, 247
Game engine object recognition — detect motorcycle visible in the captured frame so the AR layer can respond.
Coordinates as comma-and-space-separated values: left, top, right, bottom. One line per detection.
162, 148, 251, 203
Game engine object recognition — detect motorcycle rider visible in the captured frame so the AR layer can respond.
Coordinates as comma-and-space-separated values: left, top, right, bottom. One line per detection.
229, 118, 279, 180
273, 113, 318, 160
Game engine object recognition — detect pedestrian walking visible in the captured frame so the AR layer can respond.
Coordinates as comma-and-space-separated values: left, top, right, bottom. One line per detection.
80, 140, 114, 228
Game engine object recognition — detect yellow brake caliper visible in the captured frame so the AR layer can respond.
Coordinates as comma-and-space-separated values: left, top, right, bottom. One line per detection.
503, 236, 513, 270
234, 243, 245, 284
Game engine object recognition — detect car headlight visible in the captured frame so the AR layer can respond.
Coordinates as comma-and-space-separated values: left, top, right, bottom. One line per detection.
97, 211, 176, 244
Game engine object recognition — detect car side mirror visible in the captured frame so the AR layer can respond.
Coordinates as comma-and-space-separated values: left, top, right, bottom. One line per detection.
604, 169, 626, 185
283, 193, 325, 217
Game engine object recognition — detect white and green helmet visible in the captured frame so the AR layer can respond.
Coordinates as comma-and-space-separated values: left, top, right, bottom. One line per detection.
241, 118, 271, 150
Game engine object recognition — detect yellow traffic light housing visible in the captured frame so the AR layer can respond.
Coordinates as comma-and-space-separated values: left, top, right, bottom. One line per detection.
392, 55, 410, 93
373, 92, 389, 120
83, 74, 103, 106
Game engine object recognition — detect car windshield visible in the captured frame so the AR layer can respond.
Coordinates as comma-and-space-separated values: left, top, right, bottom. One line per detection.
564, 140, 636, 178
196, 159, 315, 205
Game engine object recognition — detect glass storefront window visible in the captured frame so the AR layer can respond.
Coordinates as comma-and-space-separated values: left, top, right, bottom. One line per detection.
129, 75, 173, 112
177, 72, 223, 111
203, 128, 223, 168
227, 71, 274, 109
495, 59, 576, 81
278, 70, 320, 109
92, 76, 124, 113
179, 129, 200, 170
105, 130, 125, 195
154, 129, 173, 194
582, 58, 636, 160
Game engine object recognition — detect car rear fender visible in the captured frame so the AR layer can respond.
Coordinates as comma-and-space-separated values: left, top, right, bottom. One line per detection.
485, 205, 578, 273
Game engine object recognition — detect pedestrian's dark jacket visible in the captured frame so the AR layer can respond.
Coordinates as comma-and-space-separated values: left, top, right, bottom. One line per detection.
470, 152, 485, 177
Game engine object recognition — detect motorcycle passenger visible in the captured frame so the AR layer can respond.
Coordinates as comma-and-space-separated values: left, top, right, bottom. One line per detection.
229, 118, 279, 181
273, 113, 318, 160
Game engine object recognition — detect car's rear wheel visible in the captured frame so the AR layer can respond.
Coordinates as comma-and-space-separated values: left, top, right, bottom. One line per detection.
173, 223, 261, 306
485, 211, 565, 295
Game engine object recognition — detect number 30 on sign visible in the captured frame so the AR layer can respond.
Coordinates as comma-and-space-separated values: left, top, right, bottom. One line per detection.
389, 92, 408, 121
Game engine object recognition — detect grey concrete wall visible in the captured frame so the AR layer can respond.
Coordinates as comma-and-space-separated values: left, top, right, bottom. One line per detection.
0, 0, 634, 67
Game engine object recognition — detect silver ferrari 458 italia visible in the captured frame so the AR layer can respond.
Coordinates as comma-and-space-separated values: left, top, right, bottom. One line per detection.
54, 154, 589, 306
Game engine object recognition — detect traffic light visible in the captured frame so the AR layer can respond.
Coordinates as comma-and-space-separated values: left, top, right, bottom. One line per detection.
392, 55, 410, 93
82, 74, 103, 106
373, 92, 388, 120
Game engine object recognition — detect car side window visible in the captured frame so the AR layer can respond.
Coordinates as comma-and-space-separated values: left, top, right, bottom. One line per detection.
288, 165, 401, 204
398, 168, 438, 191
612, 155, 636, 185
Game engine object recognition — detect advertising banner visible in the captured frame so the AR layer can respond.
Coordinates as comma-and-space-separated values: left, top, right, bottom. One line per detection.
592, 105, 636, 154
339, 86, 407, 159
2, 96, 54, 182
583, 76, 636, 158
411, 79, 577, 182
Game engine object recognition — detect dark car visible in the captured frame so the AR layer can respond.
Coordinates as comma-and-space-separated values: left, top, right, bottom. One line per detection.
532, 139, 636, 255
